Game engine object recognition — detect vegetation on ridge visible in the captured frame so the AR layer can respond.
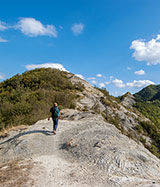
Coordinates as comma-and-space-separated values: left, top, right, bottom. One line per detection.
131, 85, 160, 158
0, 68, 83, 131
133, 84, 160, 128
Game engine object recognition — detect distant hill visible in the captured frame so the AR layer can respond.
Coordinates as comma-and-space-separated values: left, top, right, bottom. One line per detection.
134, 84, 160, 101
0, 68, 84, 131
133, 84, 160, 128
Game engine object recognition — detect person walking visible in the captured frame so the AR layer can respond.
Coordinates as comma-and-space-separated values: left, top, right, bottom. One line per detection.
48, 102, 60, 135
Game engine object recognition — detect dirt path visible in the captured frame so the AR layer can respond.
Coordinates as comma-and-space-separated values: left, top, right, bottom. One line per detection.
30, 119, 110, 187
0, 117, 109, 187
1, 112, 160, 187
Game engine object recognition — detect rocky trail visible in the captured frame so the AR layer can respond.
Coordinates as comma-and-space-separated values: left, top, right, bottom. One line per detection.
0, 111, 110, 187
1, 109, 160, 187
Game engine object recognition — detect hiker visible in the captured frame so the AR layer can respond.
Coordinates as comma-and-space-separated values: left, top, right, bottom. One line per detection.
48, 102, 60, 135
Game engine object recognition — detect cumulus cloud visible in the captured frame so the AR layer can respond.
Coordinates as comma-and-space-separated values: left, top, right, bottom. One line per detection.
112, 79, 125, 88
17, 18, 57, 37
99, 83, 105, 88
130, 35, 160, 65
126, 80, 155, 88
75, 74, 85, 80
112, 78, 154, 88
0, 21, 7, 31
71, 23, 84, 36
96, 73, 102, 78
134, 69, 145, 75
0, 37, 8, 43
25, 63, 68, 72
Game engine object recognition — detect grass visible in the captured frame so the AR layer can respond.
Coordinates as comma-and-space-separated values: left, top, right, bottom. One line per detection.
0, 160, 34, 186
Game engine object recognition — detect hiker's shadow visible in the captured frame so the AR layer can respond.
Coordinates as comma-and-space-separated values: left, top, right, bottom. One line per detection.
0, 130, 53, 145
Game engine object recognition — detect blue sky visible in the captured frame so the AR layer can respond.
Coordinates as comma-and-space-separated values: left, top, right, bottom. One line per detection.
1, 0, 160, 96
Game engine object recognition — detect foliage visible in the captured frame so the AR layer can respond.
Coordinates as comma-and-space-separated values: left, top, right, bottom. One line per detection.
132, 84, 160, 158
139, 121, 160, 143
0, 68, 82, 131
133, 84, 160, 130
134, 101, 160, 129
103, 113, 121, 130
136, 121, 160, 158
95, 87, 110, 97
96, 87, 120, 109
96, 87, 118, 101
134, 84, 160, 102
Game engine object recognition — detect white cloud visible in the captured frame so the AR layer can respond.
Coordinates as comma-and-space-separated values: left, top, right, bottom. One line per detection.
99, 83, 105, 88
25, 63, 68, 72
0, 73, 5, 80
112, 78, 155, 89
0, 37, 8, 43
134, 69, 145, 75
0, 21, 7, 31
96, 73, 102, 78
87, 77, 96, 80
130, 35, 160, 65
75, 74, 85, 80
71, 23, 84, 36
127, 67, 131, 70
91, 80, 97, 84
126, 80, 155, 88
105, 75, 114, 85
17, 17, 57, 37
112, 79, 125, 88
105, 81, 110, 85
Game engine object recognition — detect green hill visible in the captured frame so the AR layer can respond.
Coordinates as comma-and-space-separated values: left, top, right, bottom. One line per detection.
134, 84, 160, 101
133, 85, 160, 156
0, 68, 83, 131
133, 85, 160, 128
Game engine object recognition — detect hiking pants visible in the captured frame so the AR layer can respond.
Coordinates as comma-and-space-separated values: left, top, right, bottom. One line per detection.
52, 117, 59, 131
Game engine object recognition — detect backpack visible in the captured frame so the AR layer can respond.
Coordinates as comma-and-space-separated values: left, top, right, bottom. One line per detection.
53, 107, 60, 117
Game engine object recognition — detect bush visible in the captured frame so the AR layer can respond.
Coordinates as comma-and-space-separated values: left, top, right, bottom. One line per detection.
134, 101, 160, 129
137, 121, 160, 157
0, 68, 79, 130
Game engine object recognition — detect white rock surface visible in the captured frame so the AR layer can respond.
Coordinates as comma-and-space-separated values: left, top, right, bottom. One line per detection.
0, 75, 160, 186
0, 110, 160, 186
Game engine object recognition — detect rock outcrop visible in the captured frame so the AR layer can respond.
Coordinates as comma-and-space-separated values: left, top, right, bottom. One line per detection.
121, 92, 136, 108
0, 74, 160, 187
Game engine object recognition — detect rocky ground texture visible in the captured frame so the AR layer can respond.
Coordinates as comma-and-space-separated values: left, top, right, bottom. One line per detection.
0, 75, 160, 186
0, 109, 160, 187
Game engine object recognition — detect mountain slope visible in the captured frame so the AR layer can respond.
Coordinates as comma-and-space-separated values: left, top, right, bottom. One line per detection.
0, 68, 84, 131
134, 84, 160, 101
1, 110, 160, 186
133, 85, 160, 127
1, 69, 160, 186
120, 86, 160, 158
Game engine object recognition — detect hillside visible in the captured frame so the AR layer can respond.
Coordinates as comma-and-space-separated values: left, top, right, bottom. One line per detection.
1, 69, 160, 186
134, 84, 160, 101
0, 68, 84, 131
133, 85, 160, 126
119, 87, 160, 158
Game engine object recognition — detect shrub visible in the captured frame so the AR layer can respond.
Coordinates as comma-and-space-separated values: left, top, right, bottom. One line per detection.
0, 68, 79, 131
